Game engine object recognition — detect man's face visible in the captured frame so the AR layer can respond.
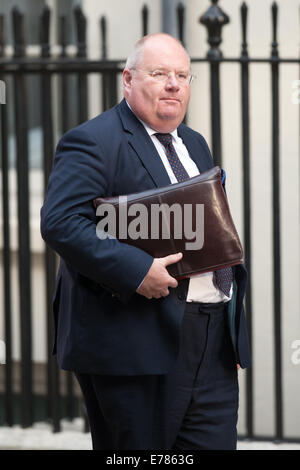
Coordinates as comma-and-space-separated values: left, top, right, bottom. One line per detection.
123, 36, 191, 133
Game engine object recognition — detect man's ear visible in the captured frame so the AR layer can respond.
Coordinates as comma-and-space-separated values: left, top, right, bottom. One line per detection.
123, 69, 132, 93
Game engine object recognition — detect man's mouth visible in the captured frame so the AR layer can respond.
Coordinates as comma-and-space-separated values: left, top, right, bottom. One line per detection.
160, 97, 180, 102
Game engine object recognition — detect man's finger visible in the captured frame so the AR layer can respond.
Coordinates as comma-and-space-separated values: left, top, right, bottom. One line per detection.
168, 277, 178, 288
161, 252, 183, 267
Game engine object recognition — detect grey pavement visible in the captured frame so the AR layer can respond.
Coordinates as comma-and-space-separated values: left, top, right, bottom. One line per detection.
0, 419, 300, 450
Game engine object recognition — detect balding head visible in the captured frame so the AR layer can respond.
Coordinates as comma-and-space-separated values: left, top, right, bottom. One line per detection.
125, 33, 190, 70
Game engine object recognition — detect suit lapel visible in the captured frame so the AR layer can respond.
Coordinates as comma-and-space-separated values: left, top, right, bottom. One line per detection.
117, 99, 171, 188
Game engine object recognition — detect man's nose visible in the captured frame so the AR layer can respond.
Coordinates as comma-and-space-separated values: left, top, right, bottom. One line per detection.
165, 73, 180, 89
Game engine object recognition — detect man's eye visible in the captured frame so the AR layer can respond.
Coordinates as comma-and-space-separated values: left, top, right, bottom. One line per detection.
177, 73, 188, 80
153, 71, 166, 77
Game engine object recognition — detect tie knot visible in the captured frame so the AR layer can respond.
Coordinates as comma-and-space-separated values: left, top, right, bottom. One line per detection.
155, 133, 173, 148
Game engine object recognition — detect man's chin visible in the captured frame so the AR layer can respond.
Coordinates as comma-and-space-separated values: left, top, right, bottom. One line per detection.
158, 103, 187, 121
157, 112, 184, 122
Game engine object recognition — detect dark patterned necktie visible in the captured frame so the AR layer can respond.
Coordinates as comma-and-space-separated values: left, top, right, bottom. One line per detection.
155, 133, 190, 182
155, 132, 232, 297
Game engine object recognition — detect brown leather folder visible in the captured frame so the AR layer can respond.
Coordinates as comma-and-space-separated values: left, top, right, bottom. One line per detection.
93, 166, 244, 279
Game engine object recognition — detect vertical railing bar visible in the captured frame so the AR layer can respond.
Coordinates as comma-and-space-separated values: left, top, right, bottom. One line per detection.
210, 61, 222, 166
40, 5, 61, 432
240, 1, 253, 440
60, 15, 69, 134
59, 14, 76, 423
0, 13, 13, 426
74, 5, 88, 124
108, 69, 118, 109
99, 16, 118, 111
12, 6, 33, 428
100, 16, 108, 112
199, 1, 230, 166
271, 1, 283, 441
100, 16, 107, 60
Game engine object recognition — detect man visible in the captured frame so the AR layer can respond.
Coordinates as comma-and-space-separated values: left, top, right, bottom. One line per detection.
41, 33, 250, 450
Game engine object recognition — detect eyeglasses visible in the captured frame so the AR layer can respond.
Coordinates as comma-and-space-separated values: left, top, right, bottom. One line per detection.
131, 68, 196, 85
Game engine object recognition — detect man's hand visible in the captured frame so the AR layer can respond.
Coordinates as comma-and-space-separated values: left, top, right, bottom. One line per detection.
136, 252, 183, 299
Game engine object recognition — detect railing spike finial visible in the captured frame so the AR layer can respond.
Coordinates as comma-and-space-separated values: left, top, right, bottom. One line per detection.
271, 1, 279, 57
59, 15, 67, 58
199, 0, 230, 58
39, 5, 51, 58
100, 16, 107, 59
241, 2, 248, 57
142, 4, 148, 37
74, 5, 87, 58
0, 14, 5, 57
12, 6, 26, 58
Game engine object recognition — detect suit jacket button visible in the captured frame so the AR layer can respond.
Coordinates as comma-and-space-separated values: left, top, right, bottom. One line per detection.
177, 292, 185, 301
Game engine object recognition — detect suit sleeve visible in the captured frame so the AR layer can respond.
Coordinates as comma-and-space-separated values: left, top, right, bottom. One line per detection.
40, 126, 154, 304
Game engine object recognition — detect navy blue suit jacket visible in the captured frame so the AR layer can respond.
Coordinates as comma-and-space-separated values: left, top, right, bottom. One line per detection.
40, 99, 251, 375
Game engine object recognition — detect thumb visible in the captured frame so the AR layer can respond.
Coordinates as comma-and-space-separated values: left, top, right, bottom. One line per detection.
161, 252, 183, 267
